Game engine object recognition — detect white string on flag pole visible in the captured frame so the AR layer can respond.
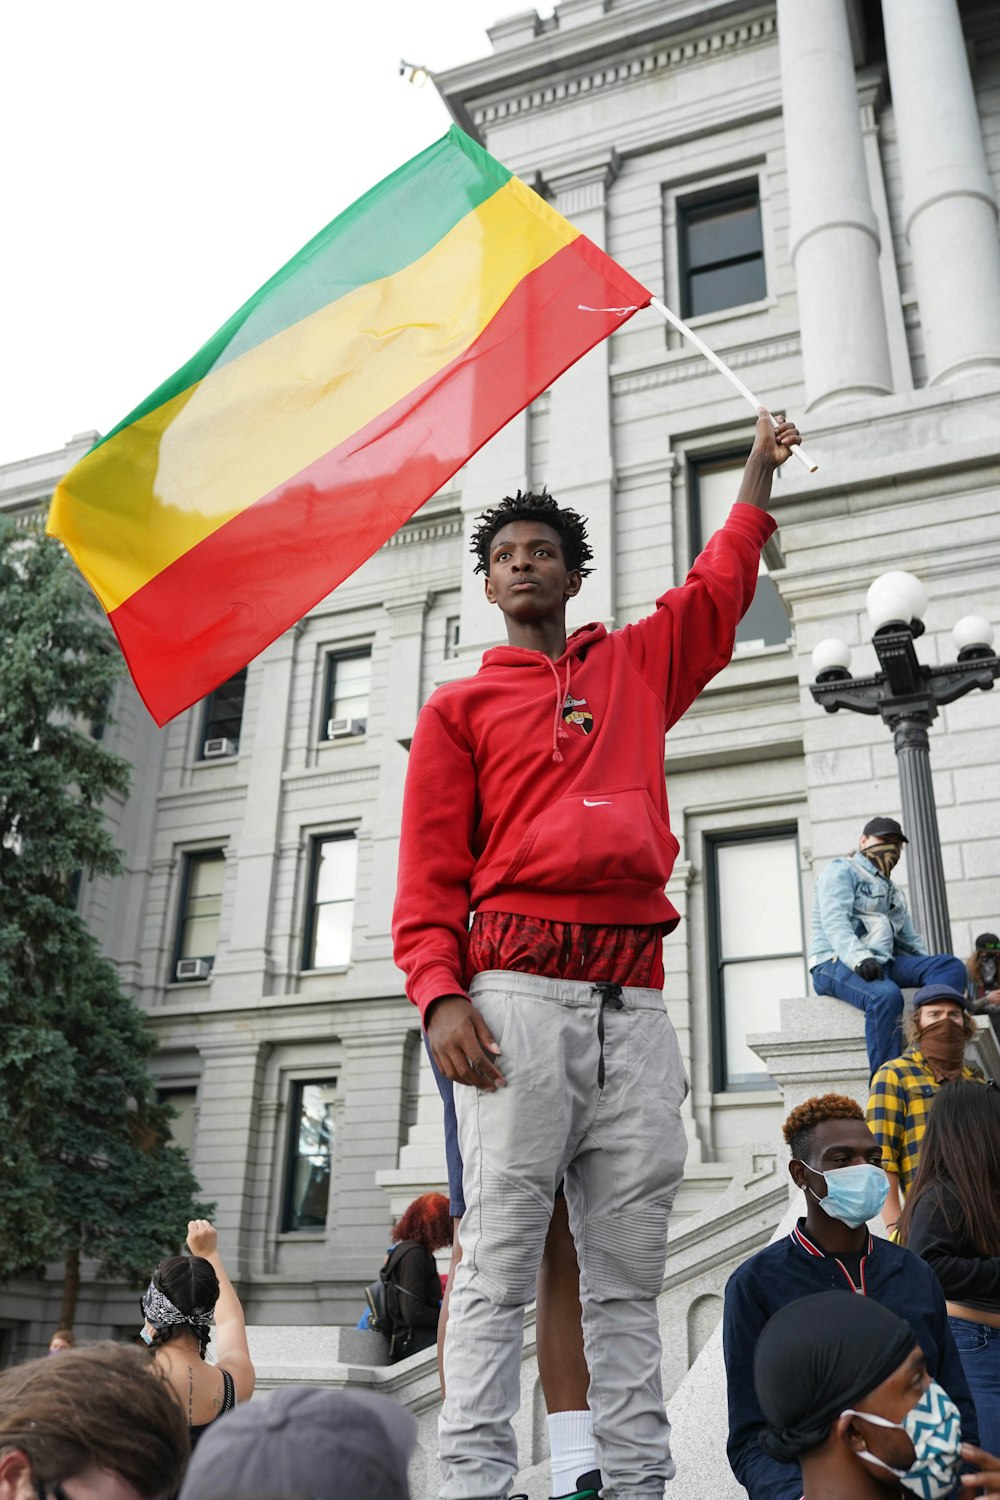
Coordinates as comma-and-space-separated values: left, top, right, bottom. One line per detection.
647, 297, 818, 472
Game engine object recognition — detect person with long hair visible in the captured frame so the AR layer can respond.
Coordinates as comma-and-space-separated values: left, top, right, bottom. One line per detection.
967, 932, 1000, 1039
899, 1079, 1000, 1454
378, 1192, 453, 1363
139, 1219, 255, 1447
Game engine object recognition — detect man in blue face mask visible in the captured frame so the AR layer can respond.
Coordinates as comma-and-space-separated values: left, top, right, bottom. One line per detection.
722, 1092, 977, 1500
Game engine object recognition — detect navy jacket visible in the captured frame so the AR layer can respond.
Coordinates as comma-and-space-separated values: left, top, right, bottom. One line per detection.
723, 1219, 978, 1500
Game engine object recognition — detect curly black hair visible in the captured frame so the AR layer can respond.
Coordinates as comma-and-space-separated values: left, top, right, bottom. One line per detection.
470, 488, 594, 576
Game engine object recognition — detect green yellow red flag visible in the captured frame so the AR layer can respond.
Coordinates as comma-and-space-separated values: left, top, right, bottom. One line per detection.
48, 125, 651, 725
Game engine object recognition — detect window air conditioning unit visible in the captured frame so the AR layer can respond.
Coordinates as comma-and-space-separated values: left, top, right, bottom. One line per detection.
175, 958, 212, 982
327, 717, 365, 739
203, 737, 238, 759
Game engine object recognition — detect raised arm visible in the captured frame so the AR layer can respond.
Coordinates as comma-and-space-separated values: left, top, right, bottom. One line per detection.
186, 1219, 255, 1402
619, 412, 799, 726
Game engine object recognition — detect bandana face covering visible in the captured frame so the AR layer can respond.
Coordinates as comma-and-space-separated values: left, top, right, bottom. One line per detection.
864, 840, 901, 877
843, 1380, 962, 1499
918, 1017, 967, 1082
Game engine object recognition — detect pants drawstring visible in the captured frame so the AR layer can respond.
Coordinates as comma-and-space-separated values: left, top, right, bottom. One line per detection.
593, 982, 625, 1088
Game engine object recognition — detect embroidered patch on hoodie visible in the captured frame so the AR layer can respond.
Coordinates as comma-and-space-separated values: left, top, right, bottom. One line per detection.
562, 694, 593, 735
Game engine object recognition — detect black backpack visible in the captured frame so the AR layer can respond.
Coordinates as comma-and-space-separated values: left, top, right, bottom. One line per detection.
363, 1242, 424, 1359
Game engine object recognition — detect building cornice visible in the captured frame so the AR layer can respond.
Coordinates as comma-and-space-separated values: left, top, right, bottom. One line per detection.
611, 333, 801, 396
436, 2, 776, 136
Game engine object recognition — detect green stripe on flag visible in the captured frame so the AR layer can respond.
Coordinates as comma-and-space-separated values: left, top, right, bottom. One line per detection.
93, 126, 512, 453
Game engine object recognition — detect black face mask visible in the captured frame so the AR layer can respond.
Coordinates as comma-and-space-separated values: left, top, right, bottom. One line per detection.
980, 953, 999, 988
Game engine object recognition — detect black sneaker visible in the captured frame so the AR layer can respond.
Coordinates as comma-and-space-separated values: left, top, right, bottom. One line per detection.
550, 1470, 602, 1500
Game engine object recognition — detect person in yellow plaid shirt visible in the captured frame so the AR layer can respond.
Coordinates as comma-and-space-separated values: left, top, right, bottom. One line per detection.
867, 984, 984, 1235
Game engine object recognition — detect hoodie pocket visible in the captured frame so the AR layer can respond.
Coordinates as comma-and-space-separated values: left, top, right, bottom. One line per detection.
500, 787, 678, 893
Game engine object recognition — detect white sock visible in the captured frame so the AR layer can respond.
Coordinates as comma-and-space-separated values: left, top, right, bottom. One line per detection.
548, 1409, 597, 1496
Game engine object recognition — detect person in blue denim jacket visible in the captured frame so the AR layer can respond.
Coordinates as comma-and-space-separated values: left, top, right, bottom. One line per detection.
810, 816, 967, 1075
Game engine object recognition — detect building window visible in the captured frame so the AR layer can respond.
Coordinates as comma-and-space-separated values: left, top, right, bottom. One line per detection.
201, 668, 247, 758
679, 185, 765, 318
282, 1079, 337, 1232
707, 830, 807, 1091
303, 835, 358, 969
157, 1087, 198, 1158
690, 453, 791, 650
323, 650, 370, 739
445, 616, 461, 660
173, 851, 225, 981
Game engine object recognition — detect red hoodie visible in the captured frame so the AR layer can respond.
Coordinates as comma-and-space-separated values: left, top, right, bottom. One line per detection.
392, 502, 776, 1020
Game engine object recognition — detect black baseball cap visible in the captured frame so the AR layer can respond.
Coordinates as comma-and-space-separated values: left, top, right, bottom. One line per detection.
975, 933, 1000, 950
862, 816, 907, 843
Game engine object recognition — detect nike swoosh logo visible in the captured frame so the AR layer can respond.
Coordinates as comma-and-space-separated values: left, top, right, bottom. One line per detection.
583, 798, 611, 807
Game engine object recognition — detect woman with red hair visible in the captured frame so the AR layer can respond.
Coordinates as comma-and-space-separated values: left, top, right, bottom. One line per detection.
380, 1192, 452, 1362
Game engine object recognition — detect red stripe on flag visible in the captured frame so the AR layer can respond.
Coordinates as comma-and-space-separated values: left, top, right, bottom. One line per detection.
109, 238, 650, 725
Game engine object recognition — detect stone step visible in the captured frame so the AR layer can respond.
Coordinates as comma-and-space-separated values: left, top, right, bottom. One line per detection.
669, 1161, 734, 1222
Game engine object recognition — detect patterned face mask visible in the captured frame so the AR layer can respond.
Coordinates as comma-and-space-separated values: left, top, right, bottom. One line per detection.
842, 1380, 962, 1499
864, 840, 901, 877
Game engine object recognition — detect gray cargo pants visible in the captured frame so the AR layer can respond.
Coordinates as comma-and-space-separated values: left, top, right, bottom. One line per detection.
439, 970, 689, 1500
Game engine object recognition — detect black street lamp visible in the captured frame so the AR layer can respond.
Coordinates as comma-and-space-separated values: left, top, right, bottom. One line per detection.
809, 571, 999, 955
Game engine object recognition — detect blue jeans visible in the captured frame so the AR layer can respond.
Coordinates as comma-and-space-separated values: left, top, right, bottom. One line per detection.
948, 1315, 1000, 1456
811, 953, 968, 1075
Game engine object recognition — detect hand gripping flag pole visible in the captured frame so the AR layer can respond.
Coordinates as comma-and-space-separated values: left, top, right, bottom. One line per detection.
649, 297, 818, 472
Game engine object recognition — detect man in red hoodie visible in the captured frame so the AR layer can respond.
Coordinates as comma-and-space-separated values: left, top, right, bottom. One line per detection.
393, 408, 800, 1500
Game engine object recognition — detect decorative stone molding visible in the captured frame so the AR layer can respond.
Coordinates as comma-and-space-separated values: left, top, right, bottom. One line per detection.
384, 592, 431, 638
157, 783, 248, 811
613, 334, 801, 396
472, 16, 776, 127
281, 765, 380, 794
384, 513, 462, 549
544, 151, 620, 216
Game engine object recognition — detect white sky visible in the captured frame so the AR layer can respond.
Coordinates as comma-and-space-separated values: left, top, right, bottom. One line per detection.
2, 1, 535, 468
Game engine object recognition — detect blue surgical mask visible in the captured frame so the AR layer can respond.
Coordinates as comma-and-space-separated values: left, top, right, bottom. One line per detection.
844, 1380, 962, 1499
139, 1328, 154, 1346
803, 1161, 889, 1229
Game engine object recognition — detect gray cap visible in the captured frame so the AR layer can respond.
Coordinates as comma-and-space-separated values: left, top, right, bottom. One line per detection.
178, 1385, 417, 1500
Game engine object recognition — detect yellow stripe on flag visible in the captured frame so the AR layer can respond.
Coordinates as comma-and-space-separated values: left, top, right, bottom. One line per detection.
50, 177, 579, 615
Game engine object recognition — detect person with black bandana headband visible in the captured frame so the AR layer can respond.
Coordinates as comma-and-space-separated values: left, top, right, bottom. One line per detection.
753, 1290, 984, 1499
967, 932, 1000, 1039
810, 816, 968, 1076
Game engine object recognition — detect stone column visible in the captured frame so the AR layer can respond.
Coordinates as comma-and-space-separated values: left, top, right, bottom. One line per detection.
776, 0, 893, 408
882, 0, 1000, 385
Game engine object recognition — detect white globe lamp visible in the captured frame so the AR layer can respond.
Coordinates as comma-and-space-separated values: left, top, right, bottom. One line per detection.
811, 638, 853, 679
866, 571, 928, 633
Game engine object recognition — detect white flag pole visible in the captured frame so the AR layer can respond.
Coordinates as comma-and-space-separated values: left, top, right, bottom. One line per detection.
649, 296, 818, 473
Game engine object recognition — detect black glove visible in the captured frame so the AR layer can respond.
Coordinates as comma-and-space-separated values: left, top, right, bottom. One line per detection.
855, 958, 883, 982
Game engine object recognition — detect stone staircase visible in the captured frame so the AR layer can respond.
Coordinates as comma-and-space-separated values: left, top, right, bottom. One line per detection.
246, 999, 1000, 1499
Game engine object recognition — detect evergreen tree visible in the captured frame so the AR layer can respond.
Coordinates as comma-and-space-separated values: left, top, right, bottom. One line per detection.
0, 515, 210, 1324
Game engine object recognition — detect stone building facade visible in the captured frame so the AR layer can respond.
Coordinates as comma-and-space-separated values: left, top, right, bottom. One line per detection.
2, 0, 999, 1361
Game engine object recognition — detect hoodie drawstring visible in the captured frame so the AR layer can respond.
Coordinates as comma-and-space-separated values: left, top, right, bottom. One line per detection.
545, 657, 572, 763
